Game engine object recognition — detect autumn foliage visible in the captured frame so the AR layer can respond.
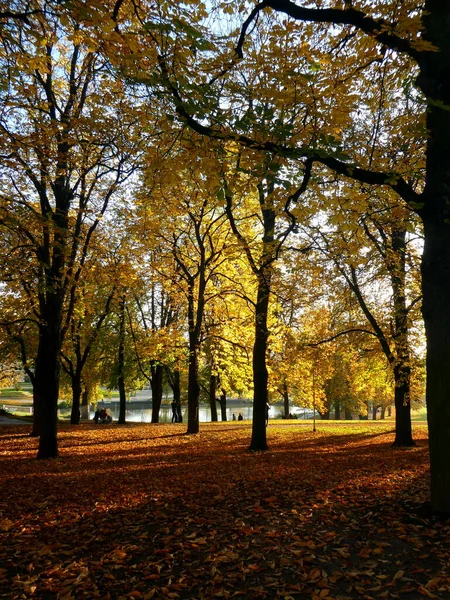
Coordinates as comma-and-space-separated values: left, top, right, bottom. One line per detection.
1, 421, 447, 600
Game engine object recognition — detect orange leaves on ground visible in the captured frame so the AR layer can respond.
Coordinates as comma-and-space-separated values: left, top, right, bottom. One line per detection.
0, 421, 447, 599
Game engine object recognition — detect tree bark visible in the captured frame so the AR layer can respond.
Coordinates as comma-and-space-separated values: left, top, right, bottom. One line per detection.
372, 404, 378, 420
334, 400, 340, 420
415, 6, 450, 510
167, 367, 181, 417
117, 296, 126, 425
421, 215, 450, 512
390, 226, 414, 446
219, 389, 227, 421
150, 362, 163, 423
250, 269, 270, 450
70, 372, 82, 425
80, 387, 89, 420
209, 373, 218, 422
187, 342, 200, 433
282, 382, 289, 418
36, 303, 62, 459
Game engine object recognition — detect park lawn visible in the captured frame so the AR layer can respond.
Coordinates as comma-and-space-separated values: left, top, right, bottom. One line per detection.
0, 420, 446, 600
0, 389, 33, 399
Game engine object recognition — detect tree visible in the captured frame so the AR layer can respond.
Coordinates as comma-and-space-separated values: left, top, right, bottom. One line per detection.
156, 0, 450, 512
0, 3, 138, 456
306, 195, 420, 444
135, 138, 235, 434
233, 0, 450, 514
60, 237, 117, 424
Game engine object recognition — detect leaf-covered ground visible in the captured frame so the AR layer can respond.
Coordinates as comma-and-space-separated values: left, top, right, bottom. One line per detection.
1, 420, 448, 600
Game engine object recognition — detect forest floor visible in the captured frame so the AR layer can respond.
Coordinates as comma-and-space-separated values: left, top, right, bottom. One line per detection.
1, 420, 448, 600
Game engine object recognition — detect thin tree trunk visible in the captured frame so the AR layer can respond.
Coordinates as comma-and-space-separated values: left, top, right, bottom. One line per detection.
282, 382, 289, 418
334, 400, 340, 420
80, 387, 89, 420
117, 296, 126, 425
219, 390, 227, 421
390, 226, 414, 446
70, 372, 82, 424
186, 278, 204, 434
209, 373, 218, 422
150, 362, 163, 423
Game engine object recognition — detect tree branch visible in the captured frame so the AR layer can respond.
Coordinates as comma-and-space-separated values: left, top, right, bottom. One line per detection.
236, 0, 424, 63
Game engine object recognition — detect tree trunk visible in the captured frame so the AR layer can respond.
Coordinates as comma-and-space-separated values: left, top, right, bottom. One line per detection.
187, 342, 200, 433
334, 400, 340, 420
421, 215, 450, 512
80, 387, 89, 420
250, 269, 270, 450
392, 364, 413, 445
30, 387, 40, 437
209, 373, 218, 422
167, 367, 181, 419
36, 317, 61, 459
320, 410, 330, 420
344, 408, 352, 420
150, 362, 163, 423
372, 404, 378, 420
219, 390, 227, 421
390, 225, 414, 446
409, 3, 450, 511
186, 278, 203, 434
380, 406, 386, 420
282, 382, 289, 418
70, 372, 82, 424
117, 296, 126, 425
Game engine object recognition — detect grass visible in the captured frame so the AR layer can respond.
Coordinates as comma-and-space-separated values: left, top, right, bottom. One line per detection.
0, 388, 33, 399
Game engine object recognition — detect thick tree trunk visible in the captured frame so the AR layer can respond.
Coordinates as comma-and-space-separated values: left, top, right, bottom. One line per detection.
209, 374, 218, 422
320, 410, 330, 420
150, 362, 163, 423
380, 406, 386, 420
36, 318, 61, 459
422, 215, 450, 512
414, 1, 450, 513
344, 408, 352, 420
